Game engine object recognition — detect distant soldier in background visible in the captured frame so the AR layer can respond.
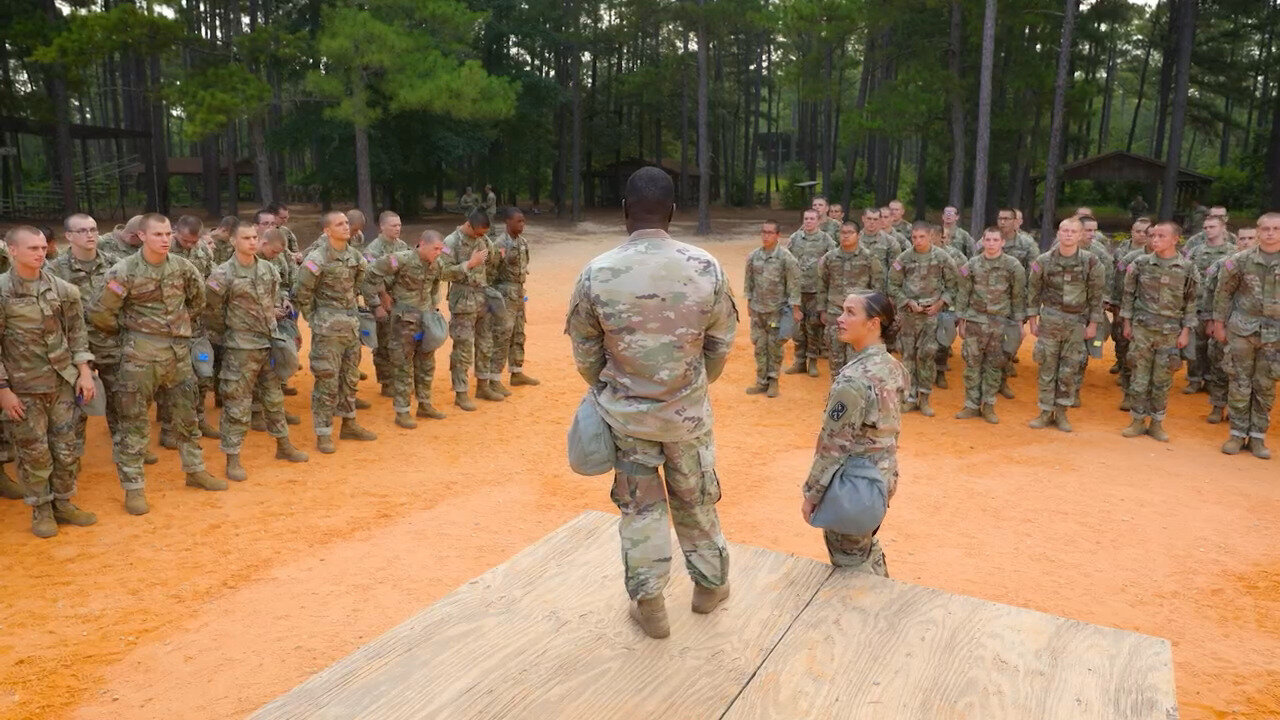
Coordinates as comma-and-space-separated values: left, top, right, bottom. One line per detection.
97, 215, 144, 260
346, 209, 368, 252
954, 227, 1025, 424
267, 201, 302, 262
744, 220, 801, 397
887, 199, 912, 238
859, 209, 903, 293
813, 195, 841, 239
1129, 195, 1149, 223
484, 184, 498, 223
491, 208, 541, 389
941, 206, 974, 258
1184, 216, 1237, 395
365, 211, 410, 395
441, 210, 498, 410
785, 209, 836, 377
1185, 206, 1236, 255
889, 221, 959, 417
459, 187, 479, 216
166, 215, 221, 443
1198, 227, 1255, 426
819, 221, 885, 383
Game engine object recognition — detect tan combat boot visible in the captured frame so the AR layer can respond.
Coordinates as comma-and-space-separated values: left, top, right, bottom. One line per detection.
783, 358, 807, 375
275, 437, 309, 463
917, 394, 935, 417
250, 411, 267, 432
745, 382, 768, 395
998, 380, 1016, 399
1054, 408, 1073, 433
52, 499, 97, 526
1146, 419, 1169, 442
395, 412, 418, 429
1028, 411, 1053, 429
807, 358, 820, 377
1207, 406, 1224, 424
339, 418, 378, 441
417, 404, 446, 419
489, 379, 512, 397
1250, 438, 1271, 460
0, 465, 23, 500
935, 371, 948, 389
454, 392, 476, 412
510, 372, 540, 386
225, 454, 247, 482
1121, 418, 1148, 438
354, 397, 372, 410
475, 380, 504, 402
954, 406, 980, 420
144, 451, 159, 465
980, 404, 1000, 424
31, 503, 57, 538
186, 470, 228, 491
692, 582, 730, 614
124, 489, 149, 515
199, 419, 221, 439
285, 412, 301, 426
1221, 435, 1245, 455
766, 378, 779, 398
629, 596, 670, 639
316, 434, 336, 454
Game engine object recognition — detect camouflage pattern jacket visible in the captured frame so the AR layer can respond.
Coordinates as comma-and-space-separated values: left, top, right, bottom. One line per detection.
1121, 253, 1200, 333
0, 269, 93, 394
293, 236, 368, 339
1214, 247, 1280, 342
205, 257, 281, 349
88, 252, 206, 361
817, 245, 885, 315
743, 245, 800, 314
955, 253, 1026, 324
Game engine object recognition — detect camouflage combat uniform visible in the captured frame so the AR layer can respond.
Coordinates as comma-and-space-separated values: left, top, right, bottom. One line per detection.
816, 243, 885, 380
491, 229, 532, 378
566, 228, 737, 601
888, 246, 959, 403
787, 229, 836, 365
860, 230, 904, 293
1199, 257, 1232, 414
363, 233, 410, 387
294, 236, 368, 436
50, 250, 122, 458
1186, 240, 1237, 387
818, 218, 841, 240
955, 252, 1026, 411
942, 224, 975, 258
168, 240, 218, 432
279, 225, 300, 258
743, 244, 800, 386
442, 227, 497, 392
803, 343, 907, 575
1027, 249, 1106, 414
1113, 246, 1148, 393
1120, 253, 1199, 422
1213, 247, 1280, 444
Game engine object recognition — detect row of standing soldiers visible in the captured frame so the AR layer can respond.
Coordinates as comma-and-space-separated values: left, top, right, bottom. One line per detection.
0, 204, 539, 538
743, 202, 1279, 458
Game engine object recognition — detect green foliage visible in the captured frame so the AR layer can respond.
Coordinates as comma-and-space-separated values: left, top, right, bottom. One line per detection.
167, 65, 272, 140
30, 5, 185, 78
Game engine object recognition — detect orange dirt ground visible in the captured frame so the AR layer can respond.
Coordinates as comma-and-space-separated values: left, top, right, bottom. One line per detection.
0, 212, 1277, 720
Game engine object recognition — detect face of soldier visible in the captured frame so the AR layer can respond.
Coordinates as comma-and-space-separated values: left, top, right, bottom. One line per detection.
1131, 223, 1149, 244
326, 214, 352, 243
862, 214, 878, 233
830, 205, 844, 222
889, 202, 904, 222
9, 231, 48, 274
255, 214, 278, 237
177, 230, 201, 249
1257, 217, 1280, 253
66, 217, 98, 253
812, 199, 829, 218
465, 221, 490, 239
506, 214, 526, 237
1081, 222, 1098, 243
1057, 222, 1081, 253
997, 212, 1016, 236
837, 294, 875, 349
1237, 228, 1258, 251
141, 219, 172, 257
981, 232, 1004, 258
234, 227, 260, 260
760, 225, 779, 250
1203, 219, 1224, 242
1148, 224, 1177, 256
910, 228, 930, 252
802, 211, 818, 233
275, 208, 291, 226
839, 225, 858, 250
942, 207, 958, 226
419, 238, 445, 263
259, 240, 282, 260
381, 215, 403, 240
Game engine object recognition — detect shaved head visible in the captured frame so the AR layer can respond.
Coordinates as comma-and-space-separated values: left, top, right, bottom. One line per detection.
623, 167, 675, 232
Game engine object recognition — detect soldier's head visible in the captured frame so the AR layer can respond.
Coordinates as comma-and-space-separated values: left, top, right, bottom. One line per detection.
1074, 206, 1093, 218
888, 200, 905, 222
175, 215, 203, 249
254, 209, 278, 236
64, 213, 98, 255
910, 221, 932, 252
1209, 205, 1228, 222
942, 206, 959, 226
838, 291, 897, 351
929, 224, 946, 248
139, 213, 173, 259
1257, 213, 1280, 253
1148, 221, 1180, 257
213, 215, 239, 241
1013, 208, 1025, 230
233, 221, 260, 259
260, 228, 286, 259
1203, 215, 1225, 242
829, 203, 844, 222
1237, 226, 1258, 251
759, 220, 780, 250
4, 225, 48, 274
996, 208, 1017, 237
463, 208, 490, 238
465, 186, 473, 194
861, 208, 879, 232
622, 167, 676, 233
839, 220, 860, 250
379, 211, 402, 240
322, 210, 351, 243
346, 209, 366, 233
1131, 217, 1151, 242
267, 201, 290, 226
980, 227, 1004, 258
122, 214, 146, 247
504, 207, 526, 236
417, 229, 446, 263
801, 209, 819, 233
1079, 215, 1097, 235
1057, 217, 1083, 254
812, 195, 829, 218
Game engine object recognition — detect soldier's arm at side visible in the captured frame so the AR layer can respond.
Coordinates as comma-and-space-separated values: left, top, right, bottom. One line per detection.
203, 267, 229, 338
1119, 261, 1138, 319
1181, 265, 1201, 330
1212, 259, 1240, 325
940, 255, 959, 308
565, 271, 605, 387
1011, 260, 1028, 322
703, 267, 739, 384
954, 261, 973, 317
362, 255, 393, 310
784, 252, 801, 307
887, 254, 907, 308
742, 254, 755, 302
184, 258, 206, 319
1025, 259, 1043, 321
293, 259, 319, 322
802, 383, 868, 506
87, 262, 128, 335
62, 284, 94, 367
1086, 258, 1106, 324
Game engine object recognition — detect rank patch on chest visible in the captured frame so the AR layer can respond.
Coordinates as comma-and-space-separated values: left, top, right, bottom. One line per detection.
829, 401, 848, 421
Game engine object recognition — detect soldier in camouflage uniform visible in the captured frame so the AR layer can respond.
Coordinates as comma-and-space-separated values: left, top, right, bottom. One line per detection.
744, 220, 801, 397
859, 209, 903, 293
205, 221, 309, 481
813, 196, 841, 239
345, 209, 368, 253
88, 214, 223, 515
931, 225, 967, 389
267, 202, 303, 263
1214, 214, 1280, 459
566, 168, 736, 639
294, 211, 378, 453
1026, 218, 1106, 432
828, 202, 848, 232
954, 228, 1026, 423
459, 187, 479, 216
941, 206, 975, 258
365, 211, 410, 392
0, 237, 11, 499
0, 227, 99, 537
254, 229, 302, 415
490, 208, 541, 389
1112, 218, 1152, 391
887, 200, 912, 238
1120, 221, 1199, 442
1072, 217, 1115, 405
801, 292, 907, 575
1197, 233, 1246, 426
441, 210, 499, 410
818, 221, 885, 383
784, 209, 836, 377
1184, 206, 1236, 255
889, 222, 959, 417
166, 215, 220, 443
1184, 216, 1237, 395
483, 185, 498, 223
366, 230, 474, 428
96, 215, 144, 260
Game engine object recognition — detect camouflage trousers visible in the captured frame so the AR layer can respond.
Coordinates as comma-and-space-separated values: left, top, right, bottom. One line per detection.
1113, 316, 1132, 387
219, 347, 288, 455
373, 314, 394, 386
9, 384, 82, 505
791, 292, 824, 361
1206, 335, 1231, 409
823, 532, 889, 577
449, 311, 495, 390
1186, 325, 1210, 383
389, 311, 437, 414
77, 362, 123, 462
310, 333, 360, 435
1127, 324, 1182, 421
898, 310, 939, 400
491, 284, 527, 374
961, 319, 1008, 409
116, 348, 206, 490
748, 309, 784, 384
825, 313, 853, 380
1226, 332, 1279, 439
609, 428, 730, 601
1033, 316, 1086, 412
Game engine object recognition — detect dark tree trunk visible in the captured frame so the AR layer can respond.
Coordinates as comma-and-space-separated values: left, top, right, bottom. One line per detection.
1126, 34, 1153, 152
1268, 88, 1280, 209
1098, 43, 1117, 154
571, 50, 583, 221
696, 0, 711, 234
1152, 1, 1176, 159
681, 33, 691, 206
1159, 0, 1196, 221
947, 0, 966, 209
1040, 0, 1078, 245
969, 0, 997, 239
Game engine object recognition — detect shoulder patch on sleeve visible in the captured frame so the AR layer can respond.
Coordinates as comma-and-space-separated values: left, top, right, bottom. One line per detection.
107, 280, 126, 296
828, 401, 848, 421
441, 245, 453, 256
207, 277, 221, 291
892, 260, 903, 271
1224, 259, 1234, 271
959, 264, 970, 276
304, 260, 321, 274
389, 254, 399, 269
1029, 261, 1040, 274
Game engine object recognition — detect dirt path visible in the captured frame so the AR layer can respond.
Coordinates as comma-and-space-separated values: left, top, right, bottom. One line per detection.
1, 216, 1277, 720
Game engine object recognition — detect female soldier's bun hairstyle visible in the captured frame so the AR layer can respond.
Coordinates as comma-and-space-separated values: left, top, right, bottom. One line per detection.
860, 291, 898, 346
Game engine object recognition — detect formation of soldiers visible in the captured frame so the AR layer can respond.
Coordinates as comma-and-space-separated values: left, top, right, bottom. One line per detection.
743, 197, 1279, 459
0, 201, 540, 537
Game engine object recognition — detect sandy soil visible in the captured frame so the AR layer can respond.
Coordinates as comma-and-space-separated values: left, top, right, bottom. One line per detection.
0, 211, 1277, 720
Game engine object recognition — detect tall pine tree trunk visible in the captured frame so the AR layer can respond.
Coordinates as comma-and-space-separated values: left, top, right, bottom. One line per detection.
680, 33, 690, 206
1126, 36, 1153, 152
354, 124, 373, 219
1160, 0, 1196, 220
1152, 2, 1175, 159
250, 116, 273, 205
1098, 43, 1117, 154
968, 0, 996, 239
947, 0, 966, 208
571, 50, 583, 221
1040, 0, 1078, 247
696, 0, 711, 235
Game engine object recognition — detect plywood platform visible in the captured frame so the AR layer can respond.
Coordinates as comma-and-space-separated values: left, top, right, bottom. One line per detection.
252, 511, 1177, 720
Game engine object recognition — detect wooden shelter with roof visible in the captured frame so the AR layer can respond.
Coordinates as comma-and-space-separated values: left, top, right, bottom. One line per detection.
1034, 151, 1214, 224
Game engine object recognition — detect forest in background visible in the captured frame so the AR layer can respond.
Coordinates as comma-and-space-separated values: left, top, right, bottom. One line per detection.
2, 0, 1278, 235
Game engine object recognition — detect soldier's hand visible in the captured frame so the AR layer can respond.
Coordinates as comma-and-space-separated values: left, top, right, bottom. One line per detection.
1123, 320, 1133, 340
291, 252, 303, 264
374, 305, 388, 320
1213, 323, 1227, 343
801, 497, 817, 524
1028, 316, 1039, 337
926, 300, 944, 316
467, 248, 489, 269
0, 388, 24, 421
1176, 327, 1190, 349
795, 307, 805, 324
1085, 322, 1097, 340
957, 319, 966, 339
76, 371, 96, 404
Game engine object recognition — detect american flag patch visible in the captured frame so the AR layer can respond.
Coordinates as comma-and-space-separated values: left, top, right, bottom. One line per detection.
1030, 261, 1040, 273
959, 265, 969, 276
1224, 259, 1234, 271
892, 261, 903, 271
304, 260, 320, 274
441, 245, 452, 256
207, 278, 221, 291
107, 280, 125, 296
389, 255, 399, 269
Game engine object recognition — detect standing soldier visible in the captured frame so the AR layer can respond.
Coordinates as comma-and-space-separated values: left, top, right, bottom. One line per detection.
0, 227, 98, 536
828, 203, 848, 232
859, 209, 903, 292
887, 199, 912, 238
813, 196, 841, 239
459, 187, 479, 216
365, 211, 410, 395
566, 167, 737, 639
744, 220, 801, 397
1199, 229, 1255, 425
88, 214, 223, 515
267, 202, 302, 262
784, 209, 836, 377
483, 185, 498, 223
251, 229, 302, 423
1112, 218, 1152, 390
294, 210, 378, 454
1120, 221, 1199, 442
366, 230, 474, 427
932, 224, 967, 389
441, 210, 496, 410
1214, 213, 1280, 459
168, 215, 220, 442
345, 209, 368, 252
1184, 206, 1235, 254
491, 208, 541, 389
97, 215, 144, 260
1184, 215, 1237, 395
205, 221, 309, 481
954, 227, 1026, 423
941, 206, 974, 257
1072, 217, 1116, 405
998, 208, 1037, 269
818, 221, 886, 382
889, 221, 959, 417
1025, 217, 1105, 432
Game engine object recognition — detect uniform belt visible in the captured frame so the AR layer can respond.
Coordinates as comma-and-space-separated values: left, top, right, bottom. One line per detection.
126, 330, 190, 345
1042, 306, 1087, 323
316, 307, 358, 316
